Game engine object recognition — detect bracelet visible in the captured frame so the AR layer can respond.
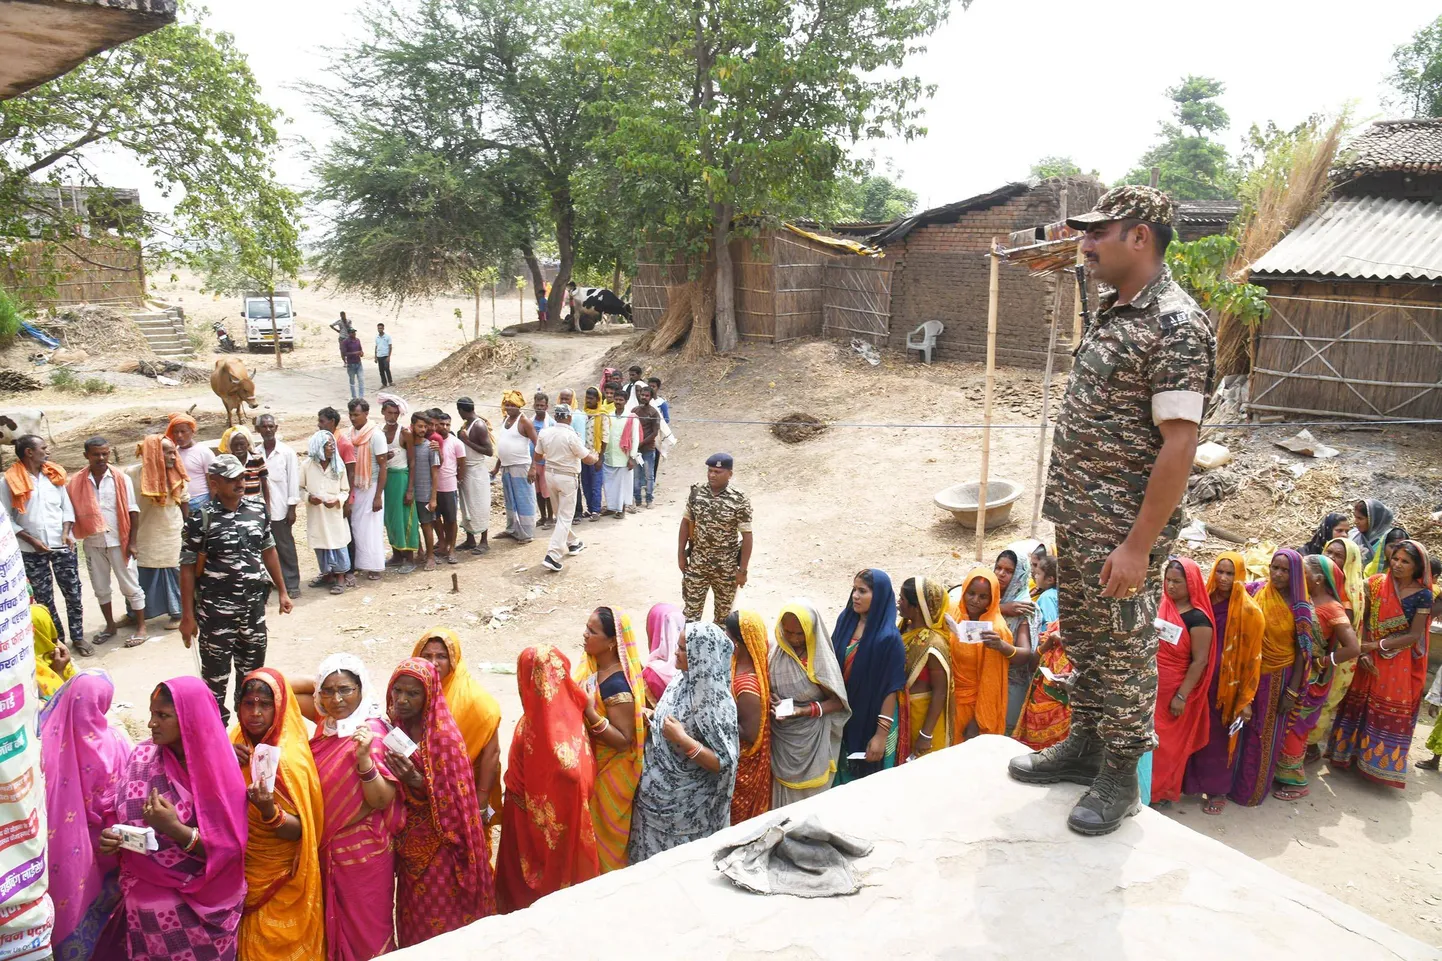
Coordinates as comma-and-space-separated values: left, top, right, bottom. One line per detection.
875, 713, 893, 725
1005, 645, 1018, 659
1284, 689, 1300, 699
358, 765, 380, 783
183, 828, 200, 853
1329, 651, 1337, 666
685, 743, 702, 760
918, 732, 933, 741
810, 701, 822, 718
263, 808, 285, 829
591, 717, 611, 736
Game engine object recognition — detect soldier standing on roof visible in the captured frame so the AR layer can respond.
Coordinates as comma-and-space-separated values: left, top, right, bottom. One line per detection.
678, 453, 753, 622
1007, 186, 1216, 836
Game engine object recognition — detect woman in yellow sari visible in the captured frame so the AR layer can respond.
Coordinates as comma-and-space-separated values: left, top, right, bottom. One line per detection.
575, 606, 645, 872
1307, 537, 1365, 760
33, 603, 75, 700
897, 576, 953, 759
230, 667, 325, 960
948, 567, 1012, 739
413, 628, 503, 837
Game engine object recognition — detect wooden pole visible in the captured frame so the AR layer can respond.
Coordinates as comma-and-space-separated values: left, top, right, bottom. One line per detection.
1071, 242, 1085, 349
1031, 191, 1066, 536
1149, 165, 1160, 189
474, 285, 481, 341
491, 282, 497, 330
975, 239, 1000, 561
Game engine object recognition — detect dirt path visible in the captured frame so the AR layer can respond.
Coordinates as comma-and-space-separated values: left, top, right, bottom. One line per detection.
54, 330, 1442, 944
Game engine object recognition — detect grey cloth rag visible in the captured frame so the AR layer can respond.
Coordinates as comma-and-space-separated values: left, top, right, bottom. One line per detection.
713, 814, 874, 897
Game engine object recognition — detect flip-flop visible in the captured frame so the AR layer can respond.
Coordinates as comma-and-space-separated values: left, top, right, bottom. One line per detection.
92, 630, 116, 646
73, 639, 95, 657
1202, 796, 1226, 815
124, 633, 150, 649
445, 554, 459, 565
1271, 786, 1309, 801
366, 571, 382, 581
330, 584, 345, 595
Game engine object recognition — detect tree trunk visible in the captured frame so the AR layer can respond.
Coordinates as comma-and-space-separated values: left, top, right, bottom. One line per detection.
547, 189, 577, 329
611, 256, 622, 298
711, 204, 737, 352
474, 285, 480, 341
520, 245, 546, 327
268, 287, 283, 369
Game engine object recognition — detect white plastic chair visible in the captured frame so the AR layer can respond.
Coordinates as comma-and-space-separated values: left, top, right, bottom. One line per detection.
906, 320, 944, 364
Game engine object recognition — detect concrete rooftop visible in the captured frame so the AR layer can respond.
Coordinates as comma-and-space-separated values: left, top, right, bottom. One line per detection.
394, 735, 1439, 960
0, 0, 176, 100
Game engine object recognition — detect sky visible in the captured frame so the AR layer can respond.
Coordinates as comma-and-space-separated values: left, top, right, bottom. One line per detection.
90, 0, 1436, 216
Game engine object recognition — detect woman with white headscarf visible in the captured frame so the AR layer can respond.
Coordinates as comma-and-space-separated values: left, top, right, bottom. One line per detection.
309, 653, 403, 960
627, 622, 740, 863
768, 599, 851, 807
996, 540, 1039, 731
301, 430, 352, 594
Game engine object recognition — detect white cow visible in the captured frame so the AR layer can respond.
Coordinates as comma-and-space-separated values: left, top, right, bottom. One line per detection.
0, 409, 52, 469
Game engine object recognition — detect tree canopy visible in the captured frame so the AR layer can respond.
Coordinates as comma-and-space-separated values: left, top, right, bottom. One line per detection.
1387, 15, 1442, 118
588, 0, 955, 350
1123, 75, 1238, 201
826, 173, 919, 224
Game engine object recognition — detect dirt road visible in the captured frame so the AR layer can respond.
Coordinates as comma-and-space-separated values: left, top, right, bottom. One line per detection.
41, 306, 1442, 944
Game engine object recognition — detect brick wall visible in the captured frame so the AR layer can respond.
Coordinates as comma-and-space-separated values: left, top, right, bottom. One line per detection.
885, 178, 1102, 368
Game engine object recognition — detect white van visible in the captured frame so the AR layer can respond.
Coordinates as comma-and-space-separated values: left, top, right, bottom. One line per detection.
242, 291, 296, 351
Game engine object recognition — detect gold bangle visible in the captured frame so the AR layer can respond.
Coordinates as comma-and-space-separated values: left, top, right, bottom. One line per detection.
263, 807, 285, 829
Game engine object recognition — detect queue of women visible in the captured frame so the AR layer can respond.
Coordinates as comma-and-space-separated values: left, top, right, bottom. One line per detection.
33, 499, 1442, 960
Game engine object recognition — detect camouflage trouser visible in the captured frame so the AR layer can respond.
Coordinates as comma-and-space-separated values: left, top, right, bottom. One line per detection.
681, 560, 738, 623
1055, 526, 1165, 760
197, 588, 269, 724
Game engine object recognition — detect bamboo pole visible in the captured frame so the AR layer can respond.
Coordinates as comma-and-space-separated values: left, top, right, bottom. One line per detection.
975, 239, 1000, 561
1031, 191, 1066, 536
474, 285, 481, 341
1072, 242, 1085, 348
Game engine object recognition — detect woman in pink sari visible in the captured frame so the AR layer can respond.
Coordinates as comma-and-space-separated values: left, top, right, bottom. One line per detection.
642, 603, 684, 706
98, 676, 248, 960
41, 670, 132, 960
310, 653, 404, 960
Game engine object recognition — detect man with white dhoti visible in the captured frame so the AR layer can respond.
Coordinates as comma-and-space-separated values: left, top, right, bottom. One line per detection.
601, 383, 638, 520
455, 397, 494, 555
345, 397, 388, 580
493, 389, 539, 543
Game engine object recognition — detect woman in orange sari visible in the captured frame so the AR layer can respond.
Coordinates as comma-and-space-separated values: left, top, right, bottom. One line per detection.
386, 657, 495, 945
413, 628, 503, 839
576, 606, 645, 872
948, 567, 1011, 740
309, 653, 403, 961
229, 667, 325, 960
897, 576, 953, 759
724, 609, 772, 823
495, 645, 599, 912
1328, 539, 1433, 789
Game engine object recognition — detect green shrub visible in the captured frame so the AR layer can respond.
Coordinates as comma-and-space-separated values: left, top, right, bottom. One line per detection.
0, 290, 24, 340
49, 367, 76, 390
48, 368, 114, 394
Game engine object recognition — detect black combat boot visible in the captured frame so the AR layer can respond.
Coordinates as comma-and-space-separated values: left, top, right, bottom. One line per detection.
1066, 751, 1140, 836
1007, 730, 1103, 786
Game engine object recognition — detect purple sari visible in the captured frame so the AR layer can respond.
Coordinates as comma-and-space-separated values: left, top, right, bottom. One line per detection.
1181, 600, 1234, 797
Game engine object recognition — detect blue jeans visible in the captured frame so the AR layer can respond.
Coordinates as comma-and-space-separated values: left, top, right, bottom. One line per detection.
581, 462, 603, 515
346, 362, 364, 399
632, 449, 657, 505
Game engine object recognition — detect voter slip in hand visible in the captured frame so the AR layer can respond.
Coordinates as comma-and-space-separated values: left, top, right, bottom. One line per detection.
773, 698, 796, 719
115, 824, 159, 855
250, 744, 279, 793
1154, 618, 1183, 645
383, 726, 419, 758
958, 621, 992, 644
333, 715, 362, 739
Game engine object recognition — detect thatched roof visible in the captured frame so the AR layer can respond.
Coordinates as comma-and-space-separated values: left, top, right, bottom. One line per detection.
1333, 119, 1442, 179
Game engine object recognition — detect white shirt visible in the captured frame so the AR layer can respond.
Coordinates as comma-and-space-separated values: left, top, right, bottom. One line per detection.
262, 441, 301, 522
536, 424, 587, 474
0, 470, 74, 552
84, 469, 137, 548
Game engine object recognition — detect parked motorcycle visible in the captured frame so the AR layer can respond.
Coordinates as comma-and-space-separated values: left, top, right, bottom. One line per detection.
212, 321, 240, 353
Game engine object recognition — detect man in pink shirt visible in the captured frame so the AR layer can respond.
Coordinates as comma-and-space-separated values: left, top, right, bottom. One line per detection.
431, 409, 467, 564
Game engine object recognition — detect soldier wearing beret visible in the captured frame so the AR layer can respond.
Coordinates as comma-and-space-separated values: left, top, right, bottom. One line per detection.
1008, 186, 1216, 836
678, 453, 753, 622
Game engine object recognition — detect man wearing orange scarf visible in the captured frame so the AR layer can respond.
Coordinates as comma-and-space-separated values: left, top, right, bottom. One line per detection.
0, 435, 85, 653
345, 398, 388, 578
67, 436, 148, 647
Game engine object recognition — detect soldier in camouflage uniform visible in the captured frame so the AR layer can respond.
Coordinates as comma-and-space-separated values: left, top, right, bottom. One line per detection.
677, 453, 753, 622
1008, 186, 1216, 836
179, 454, 294, 722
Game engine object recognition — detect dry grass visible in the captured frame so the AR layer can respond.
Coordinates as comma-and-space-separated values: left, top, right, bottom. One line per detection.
771, 412, 827, 444
46, 304, 156, 359
417, 334, 533, 395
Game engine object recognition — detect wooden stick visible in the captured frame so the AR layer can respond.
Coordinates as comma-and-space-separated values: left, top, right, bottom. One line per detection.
1071, 241, 1085, 349
976, 239, 1000, 561
1031, 190, 1066, 536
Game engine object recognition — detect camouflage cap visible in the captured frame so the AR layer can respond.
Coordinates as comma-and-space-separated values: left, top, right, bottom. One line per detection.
207, 453, 245, 479
1066, 185, 1176, 230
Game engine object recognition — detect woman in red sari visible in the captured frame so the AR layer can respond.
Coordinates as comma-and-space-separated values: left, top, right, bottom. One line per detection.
310, 653, 403, 960
1150, 557, 1215, 805
1328, 539, 1433, 789
386, 657, 496, 945
495, 645, 600, 913
724, 609, 772, 823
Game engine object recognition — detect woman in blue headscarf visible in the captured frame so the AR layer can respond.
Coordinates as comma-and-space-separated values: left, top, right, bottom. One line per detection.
832, 569, 906, 784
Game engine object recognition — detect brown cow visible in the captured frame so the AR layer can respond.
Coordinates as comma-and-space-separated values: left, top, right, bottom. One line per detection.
211, 357, 258, 426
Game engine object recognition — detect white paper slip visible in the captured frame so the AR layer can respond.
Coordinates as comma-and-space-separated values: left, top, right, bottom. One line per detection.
773, 698, 796, 719
1154, 618, 1184, 645
960, 621, 992, 644
1038, 666, 1073, 684
115, 824, 158, 855
333, 715, 363, 739
250, 743, 279, 793
846, 751, 869, 760
383, 726, 419, 758
1228, 715, 1246, 736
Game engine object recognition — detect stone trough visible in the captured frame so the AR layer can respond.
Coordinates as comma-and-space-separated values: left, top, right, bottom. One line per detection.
934, 478, 1022, 530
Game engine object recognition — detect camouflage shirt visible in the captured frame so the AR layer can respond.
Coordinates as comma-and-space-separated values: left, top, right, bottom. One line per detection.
180, 495, 276, 600
1043, 265, 1215, 547
683, 483, 753, 568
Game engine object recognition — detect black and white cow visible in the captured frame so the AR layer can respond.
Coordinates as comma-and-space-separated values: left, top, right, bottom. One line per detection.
564, 283, 632, 331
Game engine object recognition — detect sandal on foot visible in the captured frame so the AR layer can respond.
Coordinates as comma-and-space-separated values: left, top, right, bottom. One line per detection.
309, 576, 332, 589
124, 633, 150, 649
1202, 796, 1227, 815
73, 639, 96, 657
330, 584, 346, 595
1272, 786, 1309, 801
93, 630, 116, 646
1304, 745, 1323, 764
445, 553, 459, 565
366, 571, 382, 581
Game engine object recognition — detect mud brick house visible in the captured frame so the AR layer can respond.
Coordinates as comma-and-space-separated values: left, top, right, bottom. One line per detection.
870, 176, 1104, 367
1248, 118, 1442, 420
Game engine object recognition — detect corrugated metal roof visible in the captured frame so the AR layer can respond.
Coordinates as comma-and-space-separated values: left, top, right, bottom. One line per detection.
1248, 196, 1442, 282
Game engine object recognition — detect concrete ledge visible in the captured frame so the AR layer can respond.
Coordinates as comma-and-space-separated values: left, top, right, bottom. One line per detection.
397, 736, 1438, 960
